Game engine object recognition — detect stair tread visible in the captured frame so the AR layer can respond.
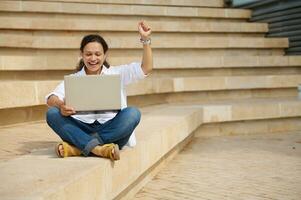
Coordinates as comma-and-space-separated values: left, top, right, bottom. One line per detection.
0, 0, 249, 19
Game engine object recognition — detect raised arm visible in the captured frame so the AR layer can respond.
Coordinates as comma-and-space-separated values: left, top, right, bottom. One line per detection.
138, 21, 153, 75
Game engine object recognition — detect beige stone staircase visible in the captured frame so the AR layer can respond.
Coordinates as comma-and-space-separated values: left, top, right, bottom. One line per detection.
0, 0, 301, 199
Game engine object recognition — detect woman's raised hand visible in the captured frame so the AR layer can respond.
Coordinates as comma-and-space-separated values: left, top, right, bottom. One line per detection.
138, 21, 152, 40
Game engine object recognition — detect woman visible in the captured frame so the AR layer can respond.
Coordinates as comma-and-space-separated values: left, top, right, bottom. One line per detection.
46, 21, 152, 161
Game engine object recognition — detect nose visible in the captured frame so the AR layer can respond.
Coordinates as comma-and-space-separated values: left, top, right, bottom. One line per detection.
91, 54, 97, 61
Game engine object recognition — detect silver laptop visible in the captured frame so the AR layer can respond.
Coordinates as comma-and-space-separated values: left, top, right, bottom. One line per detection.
64, 75, 122, 112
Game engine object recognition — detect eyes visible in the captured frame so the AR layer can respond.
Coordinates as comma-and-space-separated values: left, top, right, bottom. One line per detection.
84, 52, 102, 57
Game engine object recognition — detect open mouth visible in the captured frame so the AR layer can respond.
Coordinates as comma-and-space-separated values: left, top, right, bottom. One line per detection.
88, 62, 99, 67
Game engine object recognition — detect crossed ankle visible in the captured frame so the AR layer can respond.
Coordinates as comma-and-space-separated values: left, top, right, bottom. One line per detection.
91, 145, 105, 157
91, 143, 120, 161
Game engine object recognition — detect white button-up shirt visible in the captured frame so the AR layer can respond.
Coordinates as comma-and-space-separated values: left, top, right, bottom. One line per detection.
46, 62, 146, 147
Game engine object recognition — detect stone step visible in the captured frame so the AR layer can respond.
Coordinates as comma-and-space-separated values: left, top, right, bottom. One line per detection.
0, 104, 203, 200
0, 14, 267, 33
21, 0, 225, 7
0, 1, 250, 19
0, 49, 287, 72
1, 55, 300, 71
128, 75, 301, 96
200, 97, 301, 123
0, 31, 288, 49
0, 104, 198, 160
0, 88, 297, 127
1, 98, 300, 160
198, 117, 301, 138
1, 98, 301, 199
1, 75, 300, 109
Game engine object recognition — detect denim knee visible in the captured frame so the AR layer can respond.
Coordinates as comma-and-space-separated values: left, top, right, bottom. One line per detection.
125, 107, 141, 125
46, 107, 61, 124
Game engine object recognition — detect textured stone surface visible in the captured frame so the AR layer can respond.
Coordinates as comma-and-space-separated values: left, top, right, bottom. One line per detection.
0, 89, 297, 126
0, 80, 59, 109
3, 55, 301, 71
2, 98, 301, 161
0, 1, 300, 199
0, 15, 268, 32
202, 98, 301, 122
0, 105, 47, 127
0, 32, 288, 49
1, 76, 300, 109
0, 105, 203, 200
197, 118, 301, 137
0, 1, 248, 18
37, 0, 224, 7
0, 81, 37, 108
134, 132, 301, 200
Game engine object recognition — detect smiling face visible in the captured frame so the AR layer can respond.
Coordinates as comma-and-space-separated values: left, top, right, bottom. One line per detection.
81, 41, 107, 75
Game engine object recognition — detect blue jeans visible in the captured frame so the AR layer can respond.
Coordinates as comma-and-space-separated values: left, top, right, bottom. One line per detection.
46, 107, 141, 156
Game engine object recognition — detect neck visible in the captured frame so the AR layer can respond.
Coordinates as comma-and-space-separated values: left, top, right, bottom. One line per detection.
85, 65, 102, 75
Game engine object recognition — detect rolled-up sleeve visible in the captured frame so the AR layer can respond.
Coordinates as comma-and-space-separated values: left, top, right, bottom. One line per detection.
45, 81, 65, 104
115, 62, 148, 86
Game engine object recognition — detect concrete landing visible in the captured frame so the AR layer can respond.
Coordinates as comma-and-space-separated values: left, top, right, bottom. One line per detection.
0, 104, 203, 200
134, 132, 301, 200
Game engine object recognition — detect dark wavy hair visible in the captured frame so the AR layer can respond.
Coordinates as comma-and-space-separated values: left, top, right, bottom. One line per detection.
76, 34, 110, 72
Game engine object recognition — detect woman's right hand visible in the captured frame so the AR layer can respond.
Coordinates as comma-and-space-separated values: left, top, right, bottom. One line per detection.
59, 104, 76, 116
47, 95, 76, 116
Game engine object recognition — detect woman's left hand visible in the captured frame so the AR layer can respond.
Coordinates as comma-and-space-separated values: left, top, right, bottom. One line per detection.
138, 21, 152, 40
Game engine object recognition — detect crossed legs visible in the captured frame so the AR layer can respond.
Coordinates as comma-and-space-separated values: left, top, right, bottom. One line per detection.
46, 107, 141, 160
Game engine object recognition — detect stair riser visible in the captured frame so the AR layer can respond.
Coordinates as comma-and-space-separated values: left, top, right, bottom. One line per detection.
0, 105, 46, 127
128, 89, 297, 107
23, 0, 224, 7
2, 68, 301, 81
0, 70, 70, 81
0, 12, 248, 24
1, 76, 300, 109
0, 1, 250, 19
0, 48, 285, 57
127, 76, 301, 96
195, 117, 301, 137
0, 14, 267, 32
0, 49, 286, 72
151, 68, 301, 77
0, 31, 283, 49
